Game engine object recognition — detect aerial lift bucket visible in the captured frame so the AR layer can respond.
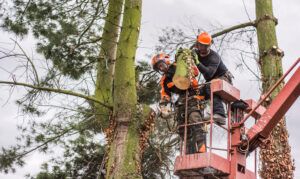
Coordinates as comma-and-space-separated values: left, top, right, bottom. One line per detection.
174, 79, 256, 179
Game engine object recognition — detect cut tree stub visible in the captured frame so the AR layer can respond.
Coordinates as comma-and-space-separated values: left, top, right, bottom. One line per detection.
173, 75, 190, 90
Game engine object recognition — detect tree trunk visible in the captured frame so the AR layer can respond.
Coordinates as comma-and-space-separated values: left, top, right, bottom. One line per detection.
255, 0, 294, 178
173, 49, 197, 90
106, 0, 142, 178
94, 0, 124, 130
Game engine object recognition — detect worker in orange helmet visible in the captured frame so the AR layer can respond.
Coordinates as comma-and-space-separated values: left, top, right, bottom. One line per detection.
151, 52, 207, 154
193, 32, 234, 125
151, 52, 199, 103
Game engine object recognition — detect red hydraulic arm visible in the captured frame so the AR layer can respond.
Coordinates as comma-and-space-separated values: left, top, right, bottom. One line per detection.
245, 59, 300, 152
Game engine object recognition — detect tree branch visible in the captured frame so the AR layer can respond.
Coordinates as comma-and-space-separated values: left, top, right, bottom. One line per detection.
16, 127, 73, 159
76, 0, 105, 47
10, 38, 40, 85
212, 21, 256, 38
0, 80, 112, 109
16, 115, 95, 159
0, 53, 24, 60
240, 53, 261, 80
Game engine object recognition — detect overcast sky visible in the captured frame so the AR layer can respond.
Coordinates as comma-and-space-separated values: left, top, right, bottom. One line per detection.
0, 0, 299, 178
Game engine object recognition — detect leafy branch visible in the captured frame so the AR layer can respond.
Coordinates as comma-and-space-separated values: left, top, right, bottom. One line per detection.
0, 80, 112, 109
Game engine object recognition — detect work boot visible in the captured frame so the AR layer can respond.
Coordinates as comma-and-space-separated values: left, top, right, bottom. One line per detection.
198, 144, 206, 153
195, 141, 206, 153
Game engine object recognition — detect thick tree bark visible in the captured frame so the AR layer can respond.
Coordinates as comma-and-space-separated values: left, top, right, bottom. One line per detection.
255, 0, 294, 178
94, 0, 124, 129
106, 0, 142, 178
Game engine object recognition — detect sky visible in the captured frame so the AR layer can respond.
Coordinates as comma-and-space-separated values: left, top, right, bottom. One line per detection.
0, 0, 300, 178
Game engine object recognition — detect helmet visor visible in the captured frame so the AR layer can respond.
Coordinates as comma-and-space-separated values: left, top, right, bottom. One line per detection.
155, 61, 168, 73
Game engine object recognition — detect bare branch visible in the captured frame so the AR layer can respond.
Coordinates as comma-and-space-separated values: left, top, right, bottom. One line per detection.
212, 21, 256, 38
0, 53, 24, 60
240, 53, 261, 80
10, 38, 40, 85
76, 0, 106, 47
242, 0, 252, 21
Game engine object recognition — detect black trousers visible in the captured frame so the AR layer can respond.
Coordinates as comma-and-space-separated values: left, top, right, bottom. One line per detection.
200, 84, 225, 117
200, 73, 233, 117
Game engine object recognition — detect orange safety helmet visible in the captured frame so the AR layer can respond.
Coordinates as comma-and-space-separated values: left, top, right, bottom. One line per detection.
197, 32, 212, 45
151, 53, 170, 71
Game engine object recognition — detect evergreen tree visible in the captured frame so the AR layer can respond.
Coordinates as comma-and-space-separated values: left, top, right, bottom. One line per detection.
1, 0, 108, 79
0, 0, 168, 177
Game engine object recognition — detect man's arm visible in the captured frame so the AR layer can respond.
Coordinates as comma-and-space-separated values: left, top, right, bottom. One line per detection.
160, 75, 172, 101
197, 53, 221, 80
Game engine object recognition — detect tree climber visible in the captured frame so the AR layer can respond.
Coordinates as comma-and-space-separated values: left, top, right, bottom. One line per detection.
151, 52, 207, 154
193, 32, 234, 125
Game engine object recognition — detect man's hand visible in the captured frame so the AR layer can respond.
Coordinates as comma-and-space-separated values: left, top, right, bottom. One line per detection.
160, 105, 171, 118
159, 99, 172, 118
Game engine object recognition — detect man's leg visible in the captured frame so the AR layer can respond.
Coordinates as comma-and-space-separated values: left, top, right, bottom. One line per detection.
203, 84, 226, 125
189, 111, 206, 153
204, 84, 225, 115
186, 128, 196, 154
212, 95, 226, 116
176, 105, 195, 154
177, 115, 196, 154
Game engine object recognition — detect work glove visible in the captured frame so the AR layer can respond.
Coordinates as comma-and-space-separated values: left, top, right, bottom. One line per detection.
191, 49, 200, 65
159, 100, 172, 119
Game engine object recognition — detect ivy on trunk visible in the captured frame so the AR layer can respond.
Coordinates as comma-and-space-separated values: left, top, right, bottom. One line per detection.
255, 0, 294, 178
